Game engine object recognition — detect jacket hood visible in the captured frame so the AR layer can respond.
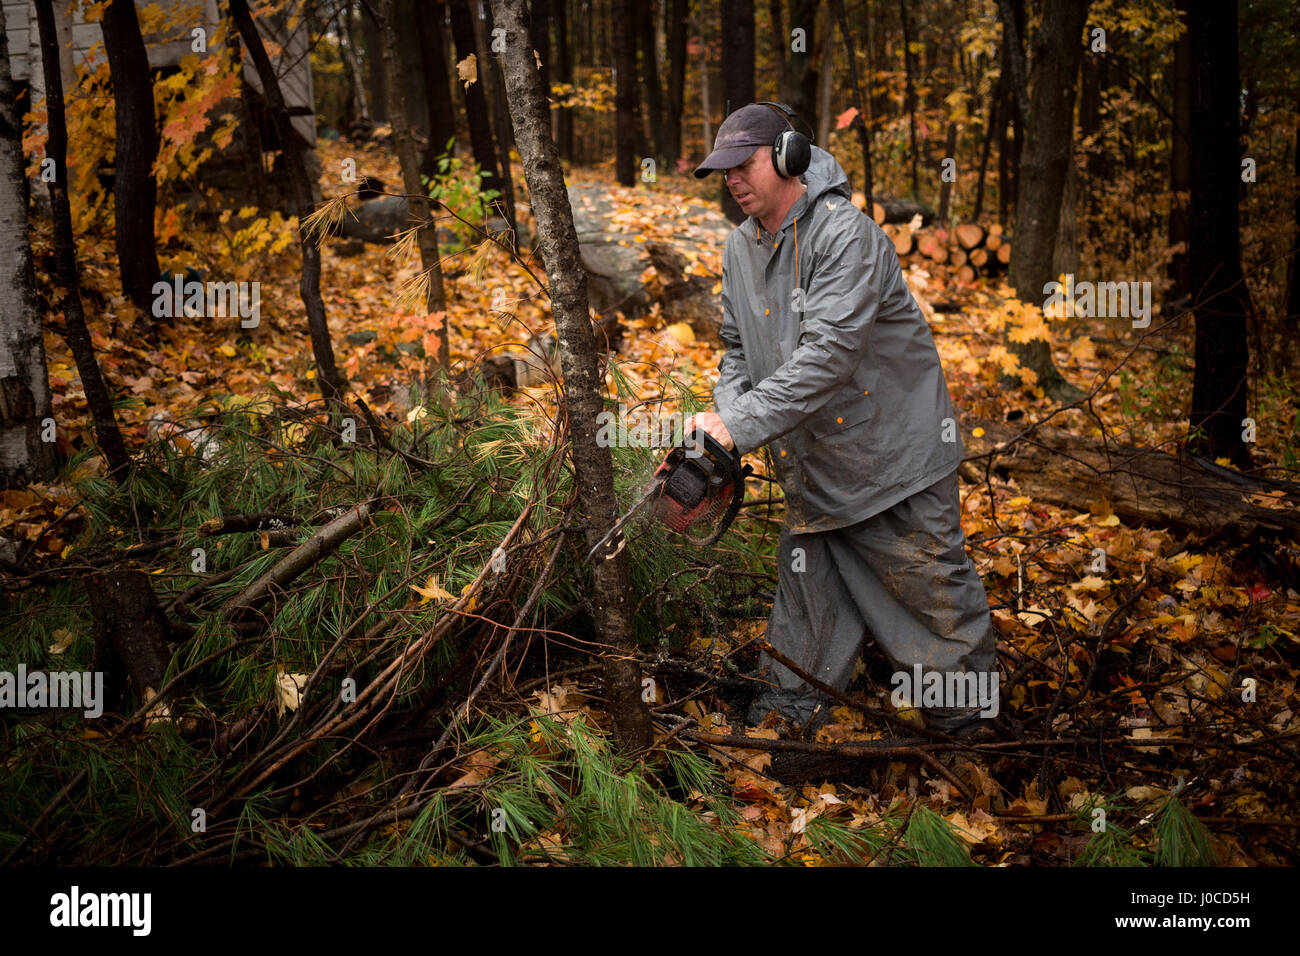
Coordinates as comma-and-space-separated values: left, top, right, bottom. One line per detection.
801, 145, 852, 203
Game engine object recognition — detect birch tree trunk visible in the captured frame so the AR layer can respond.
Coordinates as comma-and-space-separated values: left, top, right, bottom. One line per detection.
489, 0, 653, 753
1, 1, 57, 486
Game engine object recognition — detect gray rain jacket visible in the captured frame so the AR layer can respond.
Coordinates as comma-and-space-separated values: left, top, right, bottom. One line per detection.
714, 145, 964, 533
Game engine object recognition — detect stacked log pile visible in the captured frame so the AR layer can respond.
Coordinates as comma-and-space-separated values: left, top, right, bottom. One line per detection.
880, 220, 1012, 285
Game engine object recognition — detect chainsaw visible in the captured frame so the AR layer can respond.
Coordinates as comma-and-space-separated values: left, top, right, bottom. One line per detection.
585, 429, 753, 563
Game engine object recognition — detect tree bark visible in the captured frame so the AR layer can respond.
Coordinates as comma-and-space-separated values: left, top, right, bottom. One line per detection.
554, 0, 574, 160
662, 0, 687, 168
0, 1, 58, 487
1167, 10, 1192, 309
831, 0, 872, 202
972, 67, 1001, 221
100, 0, 161, 315
377, 0, 448, 371
394, 0, 430, 138
417, 0, 458, 177
1290, 94, 1300, 324
1185, 0, 1250, 465
996, 0, 1026, 225
898, 0, 919, 197
339, 5, 372, 132
362, 2, 388, 122
937, 121, 957, 223
768, 0, 785, 101
719, 0, 755, 222
636, 0, 663, 162
86, 570, 175, 712
529, 0, 552, 140
448, 0, 509, 221
479, 0, 519, 231
1004, 0, 1089, 402
784, 0, 820, 140
33, 0, 131, 483
613, 0, 638, 186
489, 0, 653, 753
229, 0, 345, 410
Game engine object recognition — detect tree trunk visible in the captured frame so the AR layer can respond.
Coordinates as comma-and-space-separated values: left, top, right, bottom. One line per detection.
377, 0, 449, 372
554, 0, 574, 160
719, 0, 755, 222
972, 67, 1001, 221
816, 9, 833, 147
230, 0, 345, 410
395, 0, 430, 139
529, 0, 552, 139
832, 0, 872, 202
937, 121, 957, 223
768, 0, 785, 102
479, 0, 519, 231
339, 5, 372, 131
996, 0, 1027, 225
1167, 11, 1192, 309
448, 0, 509, 221
662, 0, 687, 168
613, 0, 637, 185
1052, 154, 1079, 278
0, 1, 58, 487
100, 0, 161, 315
1004, 0, 1089, 402
417, 0, 458, 177
698, 3, 712, 151
489, 0, 653, 753
636, 0, 663, 162
86, 570, 175, 712
784, 0, 819, 139
1185, 0, 1250, 465
33, 0, 131, 483
362, 4, 388, 122
898, 0, 919, 197
1290, 95, 1300, 324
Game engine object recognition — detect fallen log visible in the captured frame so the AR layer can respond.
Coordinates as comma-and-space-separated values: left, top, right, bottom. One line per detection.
962, 418, 1300, 542
871, 196, 935, 226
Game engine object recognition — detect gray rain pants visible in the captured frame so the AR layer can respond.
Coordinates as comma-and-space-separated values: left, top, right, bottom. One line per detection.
746, 468, 997, 730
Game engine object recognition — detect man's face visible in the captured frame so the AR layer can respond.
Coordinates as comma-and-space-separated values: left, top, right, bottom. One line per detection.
724, 147, 783, 220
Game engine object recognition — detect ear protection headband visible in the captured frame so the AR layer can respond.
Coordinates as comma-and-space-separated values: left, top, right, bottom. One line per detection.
756, 101, 812, 179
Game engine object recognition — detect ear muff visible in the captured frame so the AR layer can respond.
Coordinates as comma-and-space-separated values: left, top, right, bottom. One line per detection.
757, 101, 812, 178
773, 129, 811, 178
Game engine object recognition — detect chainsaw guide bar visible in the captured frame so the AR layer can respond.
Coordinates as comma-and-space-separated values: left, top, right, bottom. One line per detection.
585, 429, 753, 563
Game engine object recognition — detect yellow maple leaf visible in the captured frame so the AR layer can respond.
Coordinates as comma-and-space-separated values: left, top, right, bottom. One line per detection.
411, 574, 455, 604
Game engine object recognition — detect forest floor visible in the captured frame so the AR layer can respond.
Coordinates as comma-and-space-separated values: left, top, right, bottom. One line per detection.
7, 137, 1300, 865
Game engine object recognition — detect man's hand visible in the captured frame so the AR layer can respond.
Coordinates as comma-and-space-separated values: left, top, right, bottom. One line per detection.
684, 412, 735, 452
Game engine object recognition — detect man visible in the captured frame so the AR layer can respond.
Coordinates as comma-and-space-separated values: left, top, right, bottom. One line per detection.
686, 103, 998, 737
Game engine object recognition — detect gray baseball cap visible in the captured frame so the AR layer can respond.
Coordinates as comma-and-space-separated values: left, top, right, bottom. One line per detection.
694, 103, 789, 178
